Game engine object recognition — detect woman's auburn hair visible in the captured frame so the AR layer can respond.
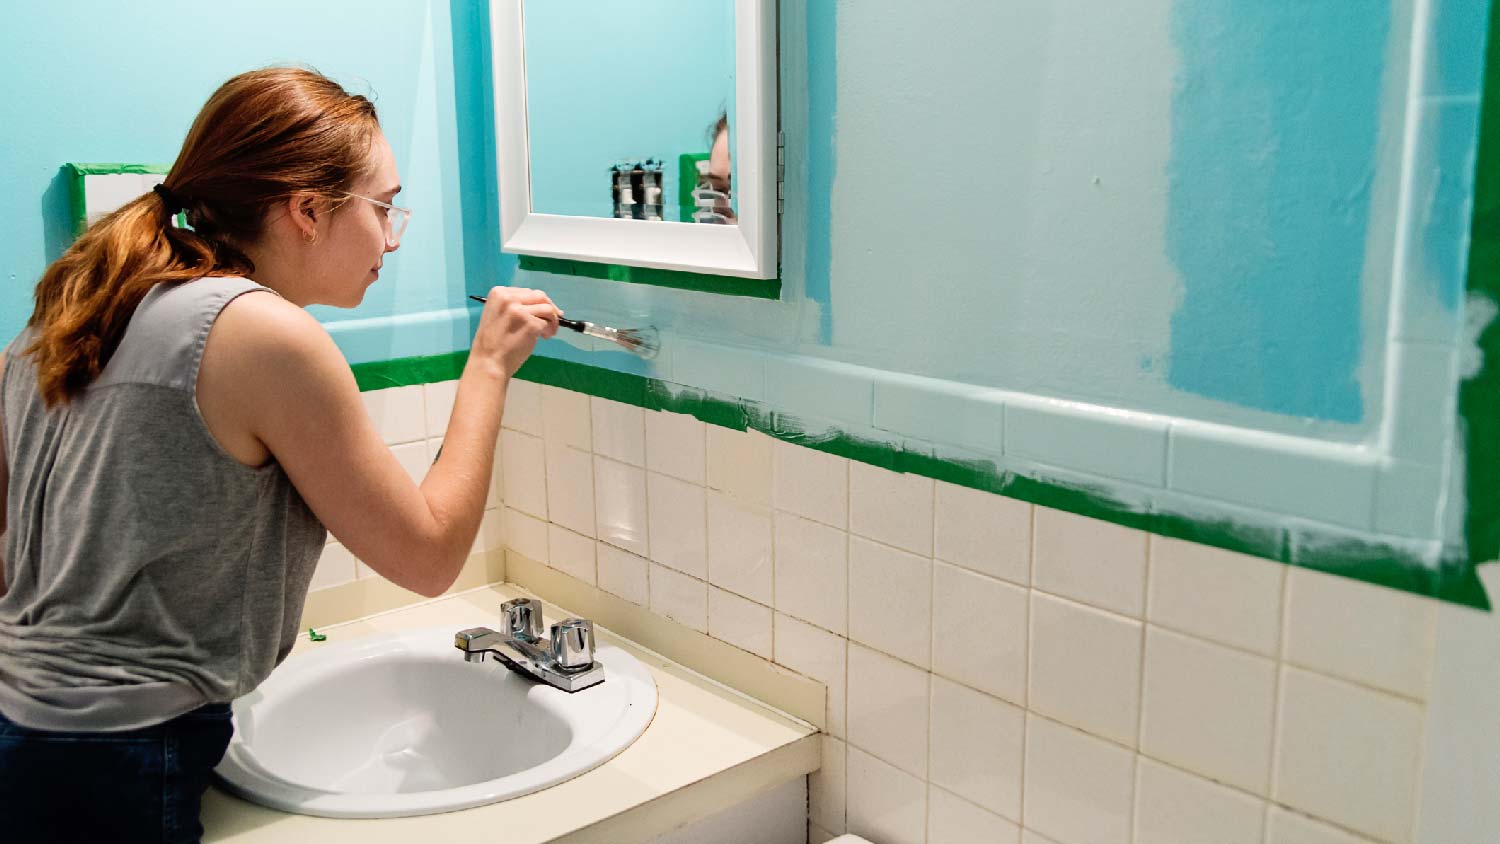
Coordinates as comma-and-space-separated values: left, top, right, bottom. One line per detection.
25, 66, 381, 407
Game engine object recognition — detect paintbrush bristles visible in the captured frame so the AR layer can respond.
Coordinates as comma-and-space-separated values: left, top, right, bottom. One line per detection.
611, 327, 660, 360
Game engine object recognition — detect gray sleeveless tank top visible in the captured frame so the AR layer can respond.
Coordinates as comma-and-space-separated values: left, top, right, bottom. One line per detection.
0, 277, 327, 731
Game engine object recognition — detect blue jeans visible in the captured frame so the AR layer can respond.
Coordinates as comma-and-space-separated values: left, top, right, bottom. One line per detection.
0, 702, 234, 844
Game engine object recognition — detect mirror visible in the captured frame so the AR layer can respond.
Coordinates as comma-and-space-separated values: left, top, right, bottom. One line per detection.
524, 1, 738, 224
491, 0, 778, 279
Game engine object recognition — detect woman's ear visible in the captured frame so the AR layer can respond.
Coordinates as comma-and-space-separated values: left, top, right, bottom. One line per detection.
286, 192, 322, 242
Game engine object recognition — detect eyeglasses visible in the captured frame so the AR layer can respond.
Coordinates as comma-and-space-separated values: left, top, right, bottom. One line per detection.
341, 192, 411, 248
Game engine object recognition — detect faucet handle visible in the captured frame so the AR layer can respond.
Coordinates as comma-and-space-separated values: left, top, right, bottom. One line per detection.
502, 598, 545, 643
549, 618, 596, 673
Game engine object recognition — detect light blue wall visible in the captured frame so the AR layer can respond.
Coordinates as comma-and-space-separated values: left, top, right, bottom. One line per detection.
514, 1, 1479, 442
0, 0, 494, 361
525, 0, 735, 219
0, 1, 1487, 549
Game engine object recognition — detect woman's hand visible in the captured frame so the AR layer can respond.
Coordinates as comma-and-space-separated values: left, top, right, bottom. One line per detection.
471, 286, 560, 377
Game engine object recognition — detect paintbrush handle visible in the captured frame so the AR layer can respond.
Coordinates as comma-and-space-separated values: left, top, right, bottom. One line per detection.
468, 294, 586, 334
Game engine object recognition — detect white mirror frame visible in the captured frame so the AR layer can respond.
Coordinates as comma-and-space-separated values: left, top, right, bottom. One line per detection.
491, 0, 779, 280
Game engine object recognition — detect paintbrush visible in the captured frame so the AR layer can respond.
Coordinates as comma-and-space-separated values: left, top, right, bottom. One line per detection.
467, 295, 660, 359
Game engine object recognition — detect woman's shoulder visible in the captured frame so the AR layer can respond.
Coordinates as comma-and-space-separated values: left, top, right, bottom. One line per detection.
207, 284, 341, 378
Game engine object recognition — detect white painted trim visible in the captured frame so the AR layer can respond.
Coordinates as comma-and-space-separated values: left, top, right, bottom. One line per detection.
490, 0, 780, 280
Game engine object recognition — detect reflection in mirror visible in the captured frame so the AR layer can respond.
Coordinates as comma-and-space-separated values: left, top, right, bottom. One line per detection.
523, 0, 737, 225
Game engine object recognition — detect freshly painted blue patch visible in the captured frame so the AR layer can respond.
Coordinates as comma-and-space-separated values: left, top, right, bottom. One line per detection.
529, 335, 661, 379
1165, 2, 1386, 424
804, 0, 836, 344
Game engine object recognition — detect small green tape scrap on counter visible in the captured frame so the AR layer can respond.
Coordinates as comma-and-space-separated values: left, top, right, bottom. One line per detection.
307, 628, 327, 642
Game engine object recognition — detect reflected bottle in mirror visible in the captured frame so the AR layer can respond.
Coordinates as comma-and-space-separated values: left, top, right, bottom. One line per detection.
611, 160, 664, 221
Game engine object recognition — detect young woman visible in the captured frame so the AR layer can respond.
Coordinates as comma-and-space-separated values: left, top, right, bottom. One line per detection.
0, 67, 560, 842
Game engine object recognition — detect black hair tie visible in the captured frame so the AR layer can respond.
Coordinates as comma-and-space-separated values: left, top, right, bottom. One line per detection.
153, 183, 184, 216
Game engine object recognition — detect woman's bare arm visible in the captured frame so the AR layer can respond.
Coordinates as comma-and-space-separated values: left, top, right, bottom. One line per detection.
197, 291, 555, 597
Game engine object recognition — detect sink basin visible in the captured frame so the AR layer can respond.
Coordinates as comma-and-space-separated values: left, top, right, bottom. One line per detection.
212, 625, 658, 818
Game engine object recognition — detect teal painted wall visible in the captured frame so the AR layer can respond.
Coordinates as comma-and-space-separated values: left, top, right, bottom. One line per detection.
0, 1, 1487, 557
512, 0, 1481, 442
0, 0, 492, 362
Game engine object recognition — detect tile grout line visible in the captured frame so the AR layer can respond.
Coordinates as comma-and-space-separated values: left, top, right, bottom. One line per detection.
1265, 562, 1292, 842
1131, 532, 1154, 844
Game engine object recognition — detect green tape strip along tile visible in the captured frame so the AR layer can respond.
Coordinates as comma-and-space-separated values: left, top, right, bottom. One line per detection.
348, 350, 1489, 609
1462, 3, 1500, 571
517, 255, 781, 300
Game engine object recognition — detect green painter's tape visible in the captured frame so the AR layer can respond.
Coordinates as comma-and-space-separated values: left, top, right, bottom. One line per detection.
517, 255, 782, 300
66, 163, 179, 237
678, 152, 709, 222
1463, 4, 1500, 568
350, 350, 467, 392
345, 351, 1490, 609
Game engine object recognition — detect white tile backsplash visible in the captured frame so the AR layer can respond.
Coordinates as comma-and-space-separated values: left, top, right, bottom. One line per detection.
809, 735, 848, 833
706, 426, 772, 505
849, 461, 934, 556
646, 471, 707, 578
502, 507, 548, 563
847, 536, 931, 668
707, 587, 772, 658
648, 563, 707, 632
1033, 506, 1148, 618
500, 377, 544, 435
934, 480, 1032, 585
706, 491, 774, 604
596, 542, 649, 606
1140, 625, 1276, 795
547, 524, 595, 584
1284, 566, 1436, 700
1147, 536, 1283, 657
1024, 714, 1135, 844
501, 429, 548, 519
422, 379, 457, 436
1028, 591, 1143, 747
540, 384, 591, 449
775, 613, 848, 738
462, 385, 1448, 844
645, 410, 707, 484
847, 642, 930, 778
1266, 806, 1380, 844
544, 441, 595, 538
1273, 667, 1424, 843
593, 456, 649, 556
589, 397, 645, 466
928, 784, 1022, 844
929, 675, 1024, 822
1134, 757, 1266, 844
931, 561, 1028, 706
360, 385, 426, 445
847, 746, 927, 844
773, 512, 849, 635
772, 439, 849, 528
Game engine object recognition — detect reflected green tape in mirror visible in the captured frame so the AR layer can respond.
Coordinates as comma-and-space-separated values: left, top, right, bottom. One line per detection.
516, 255, 781, 300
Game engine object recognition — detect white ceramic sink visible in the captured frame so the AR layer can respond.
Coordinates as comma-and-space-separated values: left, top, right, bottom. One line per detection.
212, 625, 658, 818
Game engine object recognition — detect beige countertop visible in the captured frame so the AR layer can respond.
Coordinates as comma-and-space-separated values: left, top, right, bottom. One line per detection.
202, 583, 819, 843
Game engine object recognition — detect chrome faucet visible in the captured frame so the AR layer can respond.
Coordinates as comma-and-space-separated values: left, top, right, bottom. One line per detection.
454, 598, 604, 692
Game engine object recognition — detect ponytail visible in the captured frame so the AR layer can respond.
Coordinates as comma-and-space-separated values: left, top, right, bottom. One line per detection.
25, 66, 379, 407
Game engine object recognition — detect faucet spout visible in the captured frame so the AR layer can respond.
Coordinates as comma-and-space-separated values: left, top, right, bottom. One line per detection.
453, 608, 604, 693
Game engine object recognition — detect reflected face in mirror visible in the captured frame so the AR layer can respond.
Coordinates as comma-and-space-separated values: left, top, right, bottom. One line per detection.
706, 118, 736, 222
